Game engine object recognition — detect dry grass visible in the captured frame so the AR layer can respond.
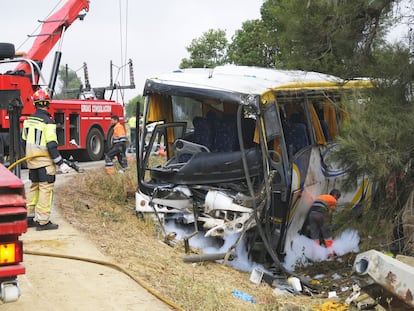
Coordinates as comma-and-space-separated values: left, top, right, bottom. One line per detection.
54, 162, 383, 311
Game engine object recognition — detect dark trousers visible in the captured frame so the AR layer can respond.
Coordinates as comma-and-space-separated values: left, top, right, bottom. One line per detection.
307, 210, 332, 240
106, 142, 128, 168
130, 129, 136, 149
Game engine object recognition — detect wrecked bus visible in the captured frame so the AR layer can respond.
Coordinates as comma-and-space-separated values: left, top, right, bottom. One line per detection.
135, 65, 375, 265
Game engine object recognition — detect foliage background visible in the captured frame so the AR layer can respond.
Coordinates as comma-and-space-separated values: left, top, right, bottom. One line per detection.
178, 0, 414, 224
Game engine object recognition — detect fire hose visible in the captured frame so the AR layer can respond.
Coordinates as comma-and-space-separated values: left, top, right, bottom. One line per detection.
23, 249, 185, 311
7, 153, 84, 172
7, 153, 49, 171
8, 154, 184, 310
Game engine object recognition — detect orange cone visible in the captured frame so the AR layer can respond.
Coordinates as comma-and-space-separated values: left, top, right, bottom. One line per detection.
105, 167, 115, 174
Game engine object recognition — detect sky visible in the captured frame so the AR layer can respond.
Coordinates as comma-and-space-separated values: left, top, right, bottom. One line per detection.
1, 0, 263, 103
1, 0, 411, 104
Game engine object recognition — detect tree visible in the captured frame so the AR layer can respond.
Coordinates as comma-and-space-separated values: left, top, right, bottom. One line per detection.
335, 44, 414, 194
180, 29, 229, 69
259, 0, 396, 77
54, 65, 82, 99
228, 19, 279, 67
125, 95, 145, 118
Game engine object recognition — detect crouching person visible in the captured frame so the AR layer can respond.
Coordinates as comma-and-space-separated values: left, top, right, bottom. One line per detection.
105, 115, 128, 173
301, 189, 341, 247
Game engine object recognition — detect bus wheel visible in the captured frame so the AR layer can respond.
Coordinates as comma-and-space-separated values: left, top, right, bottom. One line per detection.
85, 128, 104, 161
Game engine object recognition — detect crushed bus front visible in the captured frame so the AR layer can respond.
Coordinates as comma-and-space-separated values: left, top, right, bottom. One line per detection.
136, 65, 375, 267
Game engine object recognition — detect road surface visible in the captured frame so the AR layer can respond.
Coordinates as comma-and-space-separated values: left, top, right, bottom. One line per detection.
0, 161, 174, 311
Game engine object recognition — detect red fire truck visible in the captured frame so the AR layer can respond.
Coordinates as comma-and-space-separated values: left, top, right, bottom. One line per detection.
0, 0, 134, 166
0, 164, 26, 302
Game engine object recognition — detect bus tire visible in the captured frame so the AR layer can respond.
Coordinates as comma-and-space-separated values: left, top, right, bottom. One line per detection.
85, 128, 104, 161
0, 43, 15, 60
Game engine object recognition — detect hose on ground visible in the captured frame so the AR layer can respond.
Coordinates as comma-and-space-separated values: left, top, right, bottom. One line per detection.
24, 249, 185, 311
14, 154, 182, 308
15, 154, 181, 308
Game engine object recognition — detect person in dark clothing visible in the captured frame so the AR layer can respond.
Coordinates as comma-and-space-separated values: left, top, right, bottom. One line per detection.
301, 189, 341, 246
105, 115, 128, 173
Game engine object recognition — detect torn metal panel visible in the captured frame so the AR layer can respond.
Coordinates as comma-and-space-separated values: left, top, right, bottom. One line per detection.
353, 249, 414, 310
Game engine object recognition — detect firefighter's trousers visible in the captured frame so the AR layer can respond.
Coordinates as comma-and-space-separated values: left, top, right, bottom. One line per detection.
26, 166, 56, 225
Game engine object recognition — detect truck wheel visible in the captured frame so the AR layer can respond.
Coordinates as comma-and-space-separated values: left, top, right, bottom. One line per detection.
0, 43, 15, 60
105, 126, 114, 153
85, 128, 104, 161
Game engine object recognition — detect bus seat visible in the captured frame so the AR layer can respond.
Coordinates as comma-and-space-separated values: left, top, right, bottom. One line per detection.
192, 116, 215, 150
286, 122, 310, 154
212, 115, 238, 152
289, 112, 304, 123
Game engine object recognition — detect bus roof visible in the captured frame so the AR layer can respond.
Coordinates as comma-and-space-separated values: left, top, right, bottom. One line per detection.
143, 65, 372, 102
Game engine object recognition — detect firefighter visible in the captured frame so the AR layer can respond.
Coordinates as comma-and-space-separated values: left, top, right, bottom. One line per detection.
301, 189, 341, 246
22, 89, 71, 231
105, 115, 128, 173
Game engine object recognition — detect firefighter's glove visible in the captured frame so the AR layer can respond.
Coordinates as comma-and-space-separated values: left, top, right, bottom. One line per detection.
59, 162, 71, 174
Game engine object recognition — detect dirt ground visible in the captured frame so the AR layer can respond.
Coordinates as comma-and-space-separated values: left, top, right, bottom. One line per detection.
0, 162, 174, 311
55, 164, 373, 310
2, 161, 398, 310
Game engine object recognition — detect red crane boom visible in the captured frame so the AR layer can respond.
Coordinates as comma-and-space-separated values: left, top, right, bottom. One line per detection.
14, 0, 89, 77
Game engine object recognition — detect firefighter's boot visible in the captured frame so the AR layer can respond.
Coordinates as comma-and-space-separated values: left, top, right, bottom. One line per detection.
36, 221, 59, 231
27, 216, 37, 228
105, 155, 115, 174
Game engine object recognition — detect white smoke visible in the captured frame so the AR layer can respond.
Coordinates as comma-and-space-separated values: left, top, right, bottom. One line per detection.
164, 221, 265, 272
283, 229, 360, 271
164, 221, 360, 273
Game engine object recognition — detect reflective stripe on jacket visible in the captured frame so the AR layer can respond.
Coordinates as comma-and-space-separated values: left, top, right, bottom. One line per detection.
112, 122, 128, 144
22, 109, 62, 169
310, 194, 338, 213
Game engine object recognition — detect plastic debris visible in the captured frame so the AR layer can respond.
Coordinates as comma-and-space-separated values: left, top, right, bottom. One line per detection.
331, 273, 342, 280
312, 301, 349, 311
232, 289, 255, 303
310, 279, 321, 286
345, 283, 361, 304
287, 276, 302, 292
249, 268, 264, 284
